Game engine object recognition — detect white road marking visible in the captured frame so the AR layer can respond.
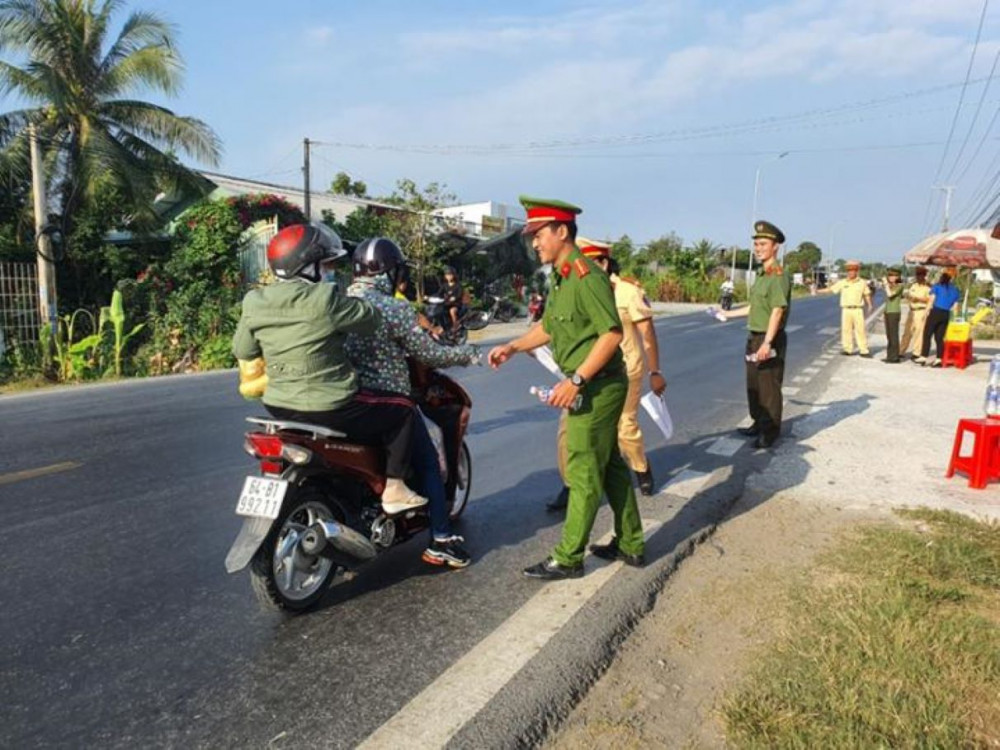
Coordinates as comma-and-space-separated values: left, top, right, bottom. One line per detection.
357, 520, 663, 749
783, 386, 801, 396
659, 469, 710, 498
671, 320, 702, 329
0, 461, 82, 486
811, 359, 827, 369
792, 375, 810, 384
819, 326, 839, 335
706, 437, 743, 457
785, 324, 804, 333
802, 367, 821, 375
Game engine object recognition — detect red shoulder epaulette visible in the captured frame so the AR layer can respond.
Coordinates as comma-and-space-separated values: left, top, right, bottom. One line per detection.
573, 258, 590, 278
619, 275, 643, 287
766, 264, 784, 276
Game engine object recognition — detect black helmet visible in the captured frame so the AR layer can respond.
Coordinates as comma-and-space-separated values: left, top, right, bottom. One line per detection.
267, 223, 345, 280
353, 237, 407, 277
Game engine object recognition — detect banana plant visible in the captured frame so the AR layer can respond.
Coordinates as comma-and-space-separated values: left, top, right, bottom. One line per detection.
105, 290, 145, 377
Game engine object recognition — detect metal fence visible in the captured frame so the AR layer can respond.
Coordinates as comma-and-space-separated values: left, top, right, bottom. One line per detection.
238, 217, 279, 285
0, 262, 41, 350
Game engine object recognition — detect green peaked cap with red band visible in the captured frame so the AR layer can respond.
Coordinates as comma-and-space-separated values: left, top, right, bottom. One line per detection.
519, 195, 583, 234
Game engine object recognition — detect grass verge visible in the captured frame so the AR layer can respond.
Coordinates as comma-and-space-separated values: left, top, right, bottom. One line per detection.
724, 509, 1000, 749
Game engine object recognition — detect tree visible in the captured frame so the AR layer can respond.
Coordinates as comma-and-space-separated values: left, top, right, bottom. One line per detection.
0, 0, 221, 243
784, 240, 823, 274
611, 234, 636, 273
330, 171, 368, 198
640, 232, 683, 268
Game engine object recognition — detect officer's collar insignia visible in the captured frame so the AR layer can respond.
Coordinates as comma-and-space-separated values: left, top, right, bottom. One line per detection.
573, 258, 590, 278
766, 264, 784, 275
559, 262, 572, 278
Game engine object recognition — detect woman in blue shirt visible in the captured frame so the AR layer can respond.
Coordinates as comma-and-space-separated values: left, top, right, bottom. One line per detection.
918, 269, 961, 366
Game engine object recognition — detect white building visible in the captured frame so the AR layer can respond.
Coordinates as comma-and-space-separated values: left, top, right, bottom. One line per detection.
434, 201, 524, 238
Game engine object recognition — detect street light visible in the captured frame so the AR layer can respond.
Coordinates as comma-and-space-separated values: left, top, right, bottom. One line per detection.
748, 151, 790, 279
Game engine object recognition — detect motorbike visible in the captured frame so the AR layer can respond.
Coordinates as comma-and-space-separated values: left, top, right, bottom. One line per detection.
423, 284, 518, 344
224, 360, 473, 613
528, 292, 546, 324
719, 283, 734, 311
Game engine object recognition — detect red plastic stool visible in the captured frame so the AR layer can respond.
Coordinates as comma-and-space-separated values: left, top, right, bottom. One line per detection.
941, 339, 973, 369
946, 417, 1000, 489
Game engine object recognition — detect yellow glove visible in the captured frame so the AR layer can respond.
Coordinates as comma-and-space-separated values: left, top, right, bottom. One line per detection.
238, 357, 268, 399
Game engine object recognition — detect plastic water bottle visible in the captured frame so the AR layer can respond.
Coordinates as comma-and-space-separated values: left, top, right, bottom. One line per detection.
989, 354, 1000, 388
986, 385, 1000, 418
745, 350, 778, 363
530, 385, 583, 411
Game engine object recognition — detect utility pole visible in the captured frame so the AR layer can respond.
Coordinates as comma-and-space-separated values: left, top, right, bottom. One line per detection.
29, 123, 57, 331
303, 137, 312, 221
933, 185, 955, 232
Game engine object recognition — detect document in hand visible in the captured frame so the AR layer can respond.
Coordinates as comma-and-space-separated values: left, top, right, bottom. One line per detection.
528, 345, 563, 379
640, 391, 674, 441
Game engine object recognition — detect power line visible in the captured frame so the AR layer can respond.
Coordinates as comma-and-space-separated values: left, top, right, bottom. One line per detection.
921, 0, 990, 235
946, 48, 1000, 183
311, 75, 1000, 156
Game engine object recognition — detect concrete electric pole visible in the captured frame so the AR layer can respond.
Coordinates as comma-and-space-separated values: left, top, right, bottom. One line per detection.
303, 137, 312, 221
28, 123, 57, 331
933, 185, 955, 232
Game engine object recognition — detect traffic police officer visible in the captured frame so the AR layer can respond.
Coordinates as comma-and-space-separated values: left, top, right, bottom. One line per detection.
488, 197, 645, 579
900, 265, 931, 359
821, 260, 872, 356
718, 221, 791, 449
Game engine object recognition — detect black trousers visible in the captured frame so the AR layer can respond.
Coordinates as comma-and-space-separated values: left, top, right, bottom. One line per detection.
920, 309, 950, 359
884, 312, 901, 361
746, 330, 786, 442
266, 390, 416, 478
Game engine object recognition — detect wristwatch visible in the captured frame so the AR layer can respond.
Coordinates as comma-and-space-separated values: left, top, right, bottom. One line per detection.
570, 372, 586, 387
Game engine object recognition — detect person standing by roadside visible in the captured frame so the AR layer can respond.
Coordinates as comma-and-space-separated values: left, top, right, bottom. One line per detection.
819, 260, 873, 356
917, 268, 961, 367
545, 238, 666, 511
489, 197, 645, 580
900, 266, 931, 359
717, 221, 792, 450
882, 267, 905, 363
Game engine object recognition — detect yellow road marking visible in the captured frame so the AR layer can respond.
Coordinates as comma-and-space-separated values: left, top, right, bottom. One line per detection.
0, 461, 83, 486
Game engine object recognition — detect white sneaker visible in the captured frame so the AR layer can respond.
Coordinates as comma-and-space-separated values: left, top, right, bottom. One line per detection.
382, 479, 429, 515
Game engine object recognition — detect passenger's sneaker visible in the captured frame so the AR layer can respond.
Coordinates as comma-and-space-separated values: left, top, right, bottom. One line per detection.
422, 535, 471, 568
382, 478, 429, 515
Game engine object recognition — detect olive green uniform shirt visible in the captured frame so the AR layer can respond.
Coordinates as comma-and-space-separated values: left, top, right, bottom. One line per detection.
542, 249, 624, 375
232, 280, 380, 412
884, 281, 905, 314
747, 268, 792, 332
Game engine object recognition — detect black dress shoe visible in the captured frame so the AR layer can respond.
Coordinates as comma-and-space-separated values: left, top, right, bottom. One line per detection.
523, 557, 584, 580
635, 469, 655, 496
590, 538, 645, 567
737, 425, 761, 437
859, 352, 873, 358
754, 435, 778, 449
546, 486, 569, 512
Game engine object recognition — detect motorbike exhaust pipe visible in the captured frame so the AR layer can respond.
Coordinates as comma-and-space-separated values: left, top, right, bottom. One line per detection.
300, 520, 377, 562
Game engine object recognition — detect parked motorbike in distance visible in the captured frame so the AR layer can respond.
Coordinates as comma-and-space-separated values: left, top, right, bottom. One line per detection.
528, 292, 545, 324
225, 359, 473, 613
423, 283, 520, 343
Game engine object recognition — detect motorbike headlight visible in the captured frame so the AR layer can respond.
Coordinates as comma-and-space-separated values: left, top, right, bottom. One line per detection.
281, 444, 313, 465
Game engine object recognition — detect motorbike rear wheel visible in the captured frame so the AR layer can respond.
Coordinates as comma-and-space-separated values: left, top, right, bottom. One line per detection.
449, 441, 472, 520
462, 310, 491, 331
249, 486, 341, 613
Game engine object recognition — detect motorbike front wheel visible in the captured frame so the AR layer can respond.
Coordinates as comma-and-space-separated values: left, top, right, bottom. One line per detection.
249, 486, 341, 613
449, 441, 472, 520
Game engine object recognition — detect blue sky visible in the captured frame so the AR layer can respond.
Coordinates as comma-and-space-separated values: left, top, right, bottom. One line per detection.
87, 1, 1000, 259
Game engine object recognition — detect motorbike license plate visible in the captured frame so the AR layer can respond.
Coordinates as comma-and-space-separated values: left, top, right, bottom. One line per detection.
235, 476, 288, 519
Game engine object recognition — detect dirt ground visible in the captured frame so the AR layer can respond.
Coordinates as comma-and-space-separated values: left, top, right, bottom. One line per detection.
545, 494, 887, 750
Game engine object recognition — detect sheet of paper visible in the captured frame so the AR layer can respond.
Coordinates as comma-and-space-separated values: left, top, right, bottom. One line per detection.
529, 345, 563, 379
640, 391, 674, 441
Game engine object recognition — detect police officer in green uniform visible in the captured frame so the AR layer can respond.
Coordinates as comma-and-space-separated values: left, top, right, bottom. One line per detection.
488, 196, 645, 580
718, 221, 791, 449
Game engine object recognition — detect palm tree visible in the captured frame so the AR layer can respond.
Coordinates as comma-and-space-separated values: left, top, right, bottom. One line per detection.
0, 0, 221, 231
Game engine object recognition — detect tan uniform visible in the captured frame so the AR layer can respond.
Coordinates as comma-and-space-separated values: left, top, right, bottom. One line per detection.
829, 277, 870, 354
556, 274, 654, 480
900, 281, 931, 356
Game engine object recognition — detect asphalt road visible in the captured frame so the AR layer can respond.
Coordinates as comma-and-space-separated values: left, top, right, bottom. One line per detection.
0, 295, 848, 749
